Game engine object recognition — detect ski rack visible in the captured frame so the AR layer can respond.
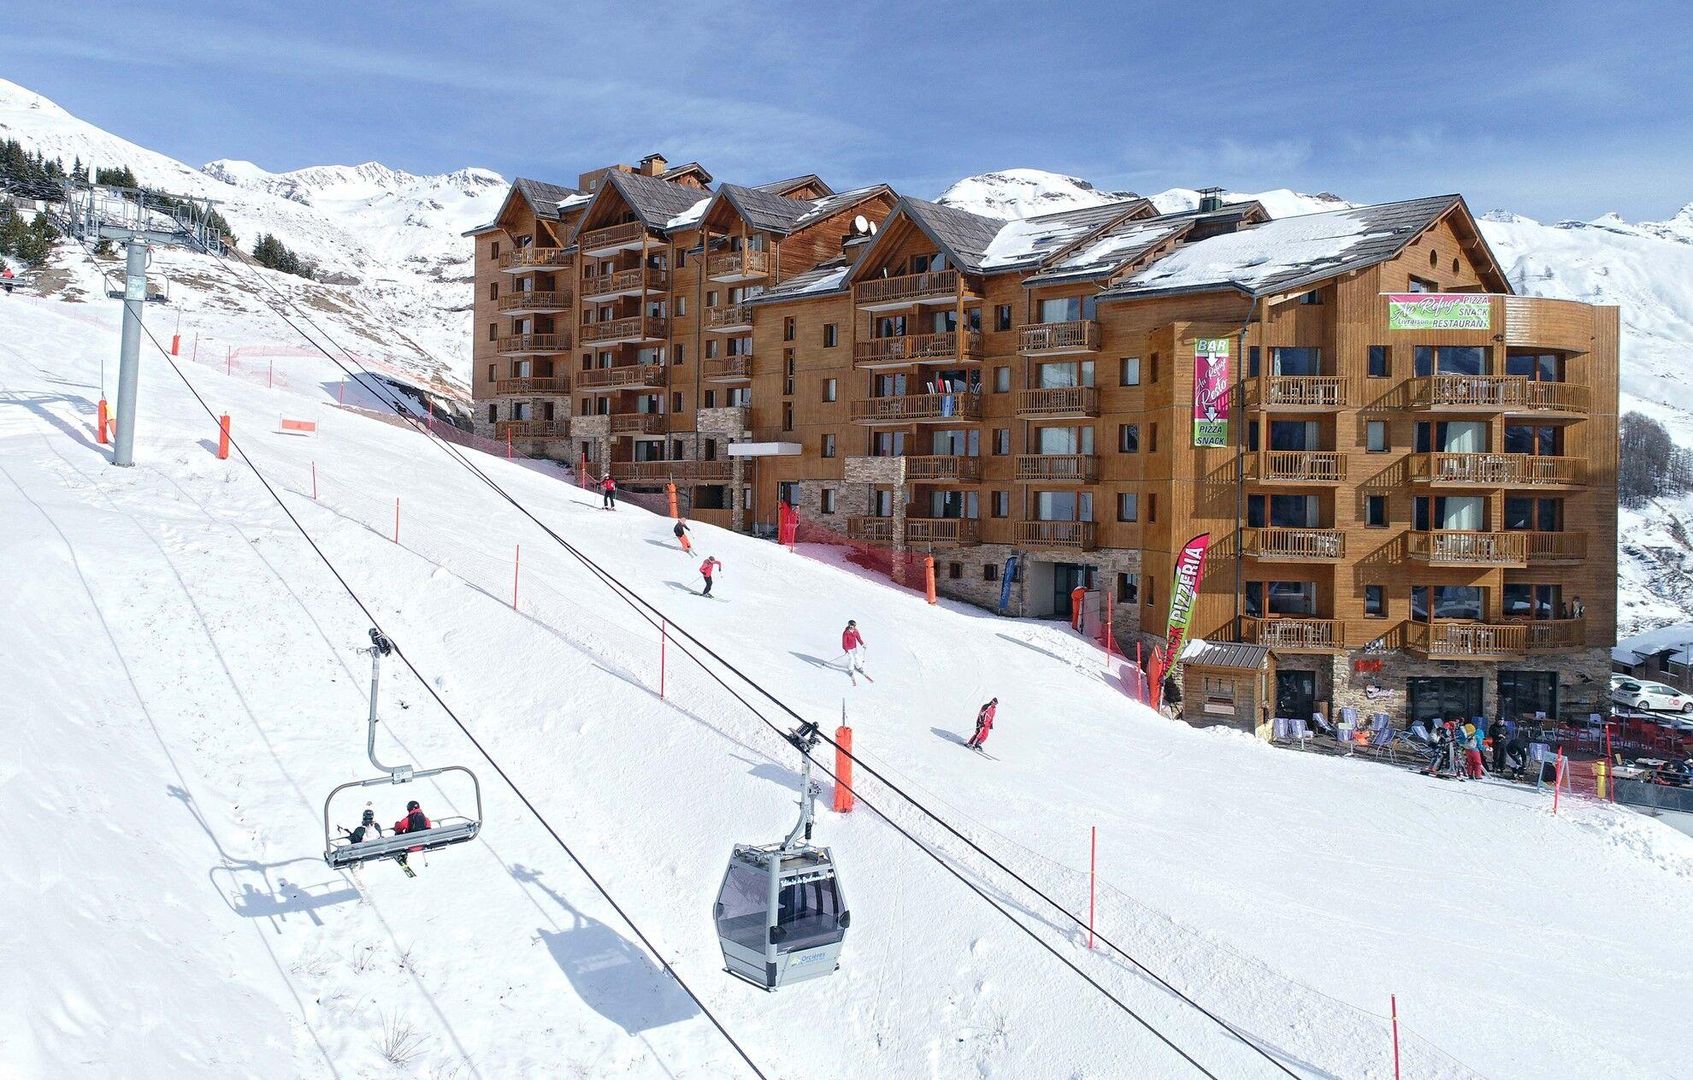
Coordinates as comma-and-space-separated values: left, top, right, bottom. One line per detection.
322, 629, 483, 869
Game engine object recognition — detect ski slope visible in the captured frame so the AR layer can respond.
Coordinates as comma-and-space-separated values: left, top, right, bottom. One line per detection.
2, 280, 1690, 1080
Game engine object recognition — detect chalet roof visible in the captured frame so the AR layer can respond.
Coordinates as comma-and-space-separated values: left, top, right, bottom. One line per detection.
513, 177, 581, 221
1099, 194, 1477, 301
1179, 639, 1270, 671
659, 160, 714, 184
1022, 218, 1188, 285
604, 170, 712, 230
793, 185, 891, 229
748, 259, 854, 303
978, 201, 1150, 271
714, 183, 817, 234
899, 197, 1006, 272
754, 173, 834, 197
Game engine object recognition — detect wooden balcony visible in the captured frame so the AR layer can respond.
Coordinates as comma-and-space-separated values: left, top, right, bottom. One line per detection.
851, 392, 982, 425
498, 248, 572, 273
582, 266, 668, 301
610, 412, 664, 436
702, 355, 753, 382
609, 459, 733, 484
1016, 386, 1098, 419
1255, 375, 1348, 410
1253, 451, 1345, 483
577, 363, 665, 391
854, 268, 966, 311
704, 303, 754, 332
497, 290, 572, 315
1015, 520, 1097, 550
905, 455, 982, 482
1410, 453, 1582, 487
1017, 320, 1100, 356
1525, 531, 1587, 564
1412, 375, 1590, 415
846, 516, 895, 543
905, 518, 981, 546
1244, 528, 1344, 560
496, 332, 570, 356
578, 220, 648, 256
1242, 616, 1344, 652
1407, 531, 1528, 567
1407, 619, 1585, 659
1015, 454, 1098, 483
494, 376, 570, 396
580, 315, 668, 345
707, 248, 771, 282
494, 420, 569, 440
853, 330, 981, 368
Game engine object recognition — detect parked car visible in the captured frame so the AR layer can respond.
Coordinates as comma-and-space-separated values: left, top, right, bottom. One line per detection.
1610, 678, 1693, 713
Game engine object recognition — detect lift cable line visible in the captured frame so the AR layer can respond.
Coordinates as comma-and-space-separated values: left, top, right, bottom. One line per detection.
198, 244, 1285, 1078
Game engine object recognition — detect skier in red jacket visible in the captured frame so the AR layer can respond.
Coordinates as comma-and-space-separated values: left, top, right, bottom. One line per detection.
966, 698, 997, 750
391, 799, 431, 871
841, 619, 868, 683
600, 474, 617, 510
699, 555, 722, 596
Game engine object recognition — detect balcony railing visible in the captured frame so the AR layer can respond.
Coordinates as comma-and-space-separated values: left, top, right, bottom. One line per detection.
577, 363, 665, 390
493, 420, 569, 439
1407, 531, 1528, 566
497, 290, 572, 313
610, 412, 665, 436
702, 355, 753, 381
851, 392, 982, 425
494, 376, 570, 395
853, 330, 982, 368
1244, 528, 1344, 560
580, 315, 668, 344
1408, 619, 1585, 658
1412, 375, 1590, 413
1254, 451, 1346, 483
610, 459, 733, 483
1016, 386, 1098, 418
582, 266, 668, 299
577, 220, 648, 255
854, 268, 961, 309
1017, 320, 1100, 355
706, 249, 771, 281
1525, 531, 1587, 563
1015, 453, 1098, 483
496, 332, 570, 355
1014, 520, 1097, 550
846, 516, 896, 543
905, 455, 983, 482
705, 303, 754, 332
1257, 375, 1348, 409
498, 248, 572, 272
905, 518, 981, 546
1242, 616, 1344, 652
1411, 453, 1582, 486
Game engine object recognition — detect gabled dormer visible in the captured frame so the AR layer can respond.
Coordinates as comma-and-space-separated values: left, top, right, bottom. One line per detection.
693, 183, 896, 290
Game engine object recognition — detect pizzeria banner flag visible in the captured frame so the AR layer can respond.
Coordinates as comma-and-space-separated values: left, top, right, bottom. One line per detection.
1385, 293, 1492, 331
1192, 339, 1230, 447
1163, 532, 1212, 660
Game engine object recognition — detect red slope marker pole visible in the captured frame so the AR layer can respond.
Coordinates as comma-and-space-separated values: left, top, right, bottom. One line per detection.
1088, 825, 1097, 950
512, 544, 520, 610
1390, 995, 1402, 1080
217, 415, 230, 460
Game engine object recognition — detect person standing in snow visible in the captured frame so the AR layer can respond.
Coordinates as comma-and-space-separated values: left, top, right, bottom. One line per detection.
841, 619, 867, 678
699, 555, 722, 596
673, 518, 693, 554
966, 697, 997, 749
1, 266, 14, 295
1461, 719, 1486, 779
1161, 672, 1183, 718
1488, 717, 1508, 775
601, 474, 618, 510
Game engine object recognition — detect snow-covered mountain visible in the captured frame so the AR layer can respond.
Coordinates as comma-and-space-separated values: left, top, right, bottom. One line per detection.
935, 168, 1352, 221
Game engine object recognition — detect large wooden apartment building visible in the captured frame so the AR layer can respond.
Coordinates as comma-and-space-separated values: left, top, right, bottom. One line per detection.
466, 159, 1619, 726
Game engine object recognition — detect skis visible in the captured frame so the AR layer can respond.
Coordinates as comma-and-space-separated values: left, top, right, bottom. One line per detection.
850, 669, 873, 686
394, 855, 417, 878
964, 743, 997, 760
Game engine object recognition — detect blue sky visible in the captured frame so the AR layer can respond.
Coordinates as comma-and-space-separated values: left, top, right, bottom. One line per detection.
4, 1, 1689, 221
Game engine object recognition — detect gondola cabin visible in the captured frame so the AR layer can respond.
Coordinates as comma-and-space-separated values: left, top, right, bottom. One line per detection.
715, 841, 848, 990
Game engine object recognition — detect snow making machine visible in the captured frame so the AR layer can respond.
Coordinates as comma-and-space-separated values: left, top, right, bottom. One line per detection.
714, 721, 850, 990
322, 629, 482, 871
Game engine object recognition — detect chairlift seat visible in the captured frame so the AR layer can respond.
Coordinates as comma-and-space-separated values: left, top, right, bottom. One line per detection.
325, 816, 481, 869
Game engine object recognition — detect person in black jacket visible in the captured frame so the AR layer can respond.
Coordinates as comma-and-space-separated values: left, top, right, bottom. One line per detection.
1161, 673, 1183, 717
1488, 718, 1508, 774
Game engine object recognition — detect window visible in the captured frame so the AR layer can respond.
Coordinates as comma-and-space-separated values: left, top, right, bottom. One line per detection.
822, 378, 837, 402
1148, 353, 1159, 382
1408, 275, 1437, 293
486, 404, 496, 423
1118, 573, 1139, 603
1147, 492, 1157, 522
704, 389, 717, 407
1366, 495, 1388, 527
995, 304, 1012, 331
1298, 289, 1321, 305
488, 282, 499, 301
1245, 581, 1317, 617
1144, 576, 1154, 607
1248, 346, 1260, 377
1270, 347, 1322, 376
821, 433, 836, 458
705, 338, 718, 359
490, 241, 500, 258
993, 429, 1011, 455
823, 323, 838, 348
1366, 421, 1388, 452
1117, 492, 1139, 521
1368, 345, 1390, 377
1118, 424, 1139, 453
488, 323, 498, 341
1120, 357, 1141, 386
783, 317, 796, 342
705, 290, 719, 307
674, 343, 685, 365
675, 295, 686, 316
672, 391, 683, 413
984, 563, 998, 582
992, 490, 1009, 517
820, 488, 837, 515
1503, 583, 1560, 620
676, 249, 686, 268
948, 562, 963, 580
1365, 585, 1384, 617
486, 363, 496, 381
1414, 346, 1488, 377
782, 402, 793, 431
1148, 424, 1158, 453
994, 367, 1011, 393
1411, 584, 1483, 621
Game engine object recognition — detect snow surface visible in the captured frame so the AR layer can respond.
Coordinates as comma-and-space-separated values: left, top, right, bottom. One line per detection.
3, 269, 1692, 1079
1117, 209, 1389, 295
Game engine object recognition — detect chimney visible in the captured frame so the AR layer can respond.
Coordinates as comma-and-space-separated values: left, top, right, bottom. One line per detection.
639, 153, 668, 177
1198, 187, 1224, 213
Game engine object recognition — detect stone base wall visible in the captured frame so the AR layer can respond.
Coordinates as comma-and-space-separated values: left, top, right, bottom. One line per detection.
1278, 645, 1614, 719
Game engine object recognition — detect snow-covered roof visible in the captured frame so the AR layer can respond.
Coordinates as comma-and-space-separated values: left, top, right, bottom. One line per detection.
1022, 218, 1185, 285
978, 202, 1138, 270
748, 260, 853, 303
1612, 623, 1693, 666
601, 170, 711, 230
1101, 194, 1463, 301
898, 197, 1006, 272
512, 177, 581, 221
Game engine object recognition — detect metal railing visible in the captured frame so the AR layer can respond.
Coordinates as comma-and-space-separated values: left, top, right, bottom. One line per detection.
1244, 528, 1344, 560
1015, 386, 1098, 417
1017, 320, 1100, 354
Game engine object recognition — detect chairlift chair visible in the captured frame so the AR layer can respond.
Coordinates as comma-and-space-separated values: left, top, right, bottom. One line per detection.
713, 721, 850, 991
322, 629, 482, 870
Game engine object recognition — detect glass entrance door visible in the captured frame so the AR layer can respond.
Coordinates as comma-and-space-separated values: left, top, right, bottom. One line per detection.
1407, 677, 1484, 727
1276, 671, 1316, 720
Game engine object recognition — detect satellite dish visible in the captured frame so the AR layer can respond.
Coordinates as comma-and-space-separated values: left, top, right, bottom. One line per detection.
867, 221, 877, 235
852, 214, 869, 234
